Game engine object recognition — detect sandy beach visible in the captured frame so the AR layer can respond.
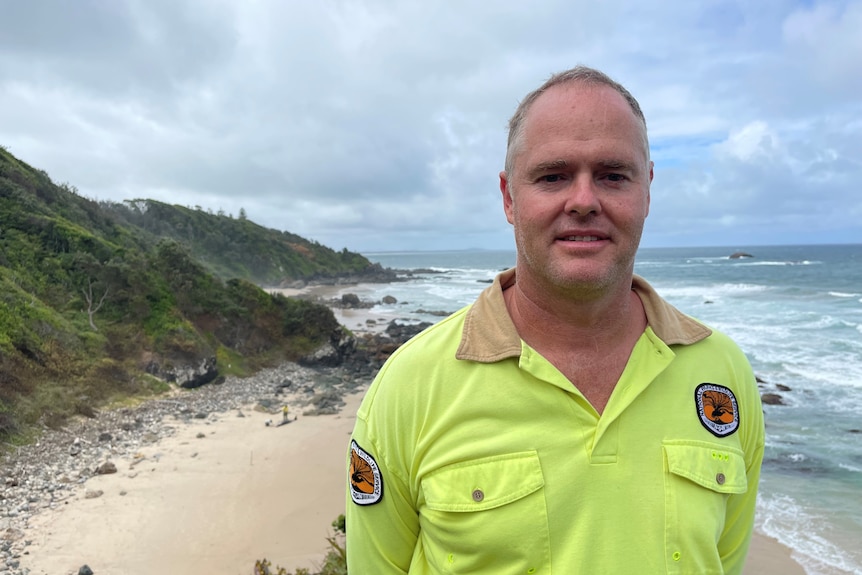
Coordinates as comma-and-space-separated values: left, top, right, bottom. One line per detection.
21, 391, 365, 575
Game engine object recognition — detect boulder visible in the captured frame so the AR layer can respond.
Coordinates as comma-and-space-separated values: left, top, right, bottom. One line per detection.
341, 293, 361, 307
95, 461, 117, 475
300, 329, 358, 367
146, 356, 219, 389
729, 252, 754, 259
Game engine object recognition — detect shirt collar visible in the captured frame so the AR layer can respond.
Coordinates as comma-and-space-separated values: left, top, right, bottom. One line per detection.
456, 268, 712, 362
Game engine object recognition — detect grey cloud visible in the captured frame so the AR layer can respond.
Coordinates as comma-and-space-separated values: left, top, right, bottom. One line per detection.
1, 0, 859, 252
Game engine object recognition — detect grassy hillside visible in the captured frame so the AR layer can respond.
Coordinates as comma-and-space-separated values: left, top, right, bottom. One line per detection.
0, 147, 350, 444
103, 199, 373, 286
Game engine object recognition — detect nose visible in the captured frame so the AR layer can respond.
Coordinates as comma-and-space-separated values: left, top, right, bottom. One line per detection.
563, 176, 601, 216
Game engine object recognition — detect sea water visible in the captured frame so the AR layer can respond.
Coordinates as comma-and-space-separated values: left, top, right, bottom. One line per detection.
361, 244, 862, 575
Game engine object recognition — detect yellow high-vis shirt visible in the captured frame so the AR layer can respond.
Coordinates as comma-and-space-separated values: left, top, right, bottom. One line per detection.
347, 271, 764, 575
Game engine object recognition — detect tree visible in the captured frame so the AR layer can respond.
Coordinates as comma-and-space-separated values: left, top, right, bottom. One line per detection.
82, 277, 109, 331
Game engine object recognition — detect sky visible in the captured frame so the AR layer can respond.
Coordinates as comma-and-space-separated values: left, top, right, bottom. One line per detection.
1, 1, 860, 253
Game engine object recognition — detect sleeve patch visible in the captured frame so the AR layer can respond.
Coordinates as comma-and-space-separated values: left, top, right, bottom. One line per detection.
349, 440, 384, 506
695, 383, 740, 437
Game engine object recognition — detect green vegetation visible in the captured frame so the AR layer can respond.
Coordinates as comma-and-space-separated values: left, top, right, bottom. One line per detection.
254, 515, 347, 575
103, 198, 371, 285
0, 147, 371, 444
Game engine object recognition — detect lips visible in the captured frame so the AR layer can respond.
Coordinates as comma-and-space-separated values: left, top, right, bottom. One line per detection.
556, 231, 608, 242
561, 235, 600, 242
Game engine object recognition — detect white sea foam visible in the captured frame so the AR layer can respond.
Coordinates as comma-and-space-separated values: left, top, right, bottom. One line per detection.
829, 292, 861, 298
736, 259, 819, 266
838, 462, 862, 474
757, 494, 862, 575
657, 282, 771, 301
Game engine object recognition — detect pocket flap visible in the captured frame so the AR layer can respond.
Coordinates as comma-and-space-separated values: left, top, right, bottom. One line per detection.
664, 441, 748, 494
423, 451, 544, 512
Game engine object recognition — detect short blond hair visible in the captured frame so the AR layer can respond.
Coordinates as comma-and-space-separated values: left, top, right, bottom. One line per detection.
504, 66, 648, 175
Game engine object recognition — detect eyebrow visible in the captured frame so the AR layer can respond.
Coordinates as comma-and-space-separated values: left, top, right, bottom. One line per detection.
527, 159, 569, 176
596, 159, 638, 172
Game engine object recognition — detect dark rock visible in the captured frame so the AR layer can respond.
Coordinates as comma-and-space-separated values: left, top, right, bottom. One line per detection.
98, 432, 112, 442
341, 293, 361, 307
95, 461, 117, 475
146, 356, 219, 390
761, 393, 785, 405
414, 309, 452, 317
382, 295, 397, 304
776, 383, 792, 392
308, 390, 344, 414
78, 565, 94, 575
386, 320, 433, 341
300, 329, 357, 367
729, 252, 754, 259
276, 379, 292, 390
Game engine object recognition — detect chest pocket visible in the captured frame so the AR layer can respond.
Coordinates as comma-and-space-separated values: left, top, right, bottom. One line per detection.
663, 441, 749, 574
420, 451, 551, 574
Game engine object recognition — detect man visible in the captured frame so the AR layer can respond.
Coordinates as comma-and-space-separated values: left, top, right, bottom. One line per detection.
347, 66, 764, 574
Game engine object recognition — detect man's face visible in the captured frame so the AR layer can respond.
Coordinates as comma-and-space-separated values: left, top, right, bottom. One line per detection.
500, 83, 653, 299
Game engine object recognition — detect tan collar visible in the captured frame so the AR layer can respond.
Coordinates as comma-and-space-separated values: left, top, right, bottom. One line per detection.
455, 269, 712, 362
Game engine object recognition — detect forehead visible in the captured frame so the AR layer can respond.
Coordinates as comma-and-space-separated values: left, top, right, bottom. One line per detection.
518, 83, 649, 166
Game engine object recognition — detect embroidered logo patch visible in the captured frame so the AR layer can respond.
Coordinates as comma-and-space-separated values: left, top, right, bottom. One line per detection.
349, 440, 383, 506
695, 383, 740, 437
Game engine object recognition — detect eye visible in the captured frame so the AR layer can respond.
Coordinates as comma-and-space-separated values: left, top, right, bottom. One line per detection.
539, 174, 564, 183
605, 173, 626, 182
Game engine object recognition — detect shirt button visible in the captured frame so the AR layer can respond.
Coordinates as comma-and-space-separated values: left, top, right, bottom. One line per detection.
716, 473, 726, 485
472, 489, 484, 502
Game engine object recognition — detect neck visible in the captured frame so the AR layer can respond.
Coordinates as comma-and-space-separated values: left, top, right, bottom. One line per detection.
503, 273, 645, 353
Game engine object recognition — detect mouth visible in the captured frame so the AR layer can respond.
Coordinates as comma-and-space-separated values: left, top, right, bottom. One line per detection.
560, 235, 602, 242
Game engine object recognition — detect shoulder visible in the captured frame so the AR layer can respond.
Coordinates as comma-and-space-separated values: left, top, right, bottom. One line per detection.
357, 305, 471, 416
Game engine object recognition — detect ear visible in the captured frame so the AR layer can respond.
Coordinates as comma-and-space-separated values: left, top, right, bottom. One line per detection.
500, 171, 515, 225
645, 160, 653, 217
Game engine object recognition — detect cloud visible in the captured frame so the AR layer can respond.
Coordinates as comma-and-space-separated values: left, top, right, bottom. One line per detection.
1, 0, 860, 251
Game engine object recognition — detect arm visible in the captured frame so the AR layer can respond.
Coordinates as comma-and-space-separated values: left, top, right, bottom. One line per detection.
718, 369, 766, 575
346, 415, 420, 574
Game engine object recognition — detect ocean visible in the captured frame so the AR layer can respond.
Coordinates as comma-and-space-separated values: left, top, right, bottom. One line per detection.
358, 244, 862, 575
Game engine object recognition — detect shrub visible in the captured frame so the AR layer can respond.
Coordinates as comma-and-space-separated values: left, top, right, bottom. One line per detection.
254, 515, 346, 575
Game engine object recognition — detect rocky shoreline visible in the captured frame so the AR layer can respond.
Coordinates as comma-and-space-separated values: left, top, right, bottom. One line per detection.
0, 360, 373, 575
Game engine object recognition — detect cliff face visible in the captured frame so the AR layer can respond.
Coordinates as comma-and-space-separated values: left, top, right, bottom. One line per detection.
0, 147, 354, 441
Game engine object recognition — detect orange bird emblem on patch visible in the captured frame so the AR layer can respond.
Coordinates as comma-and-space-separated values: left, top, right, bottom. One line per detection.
349, 440, 383, 505
695, 383, 740, 437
